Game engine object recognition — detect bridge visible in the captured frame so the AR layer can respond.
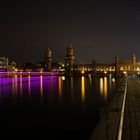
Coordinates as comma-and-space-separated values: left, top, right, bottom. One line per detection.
0, 71, 60, 76
62, 53, 140, 77
89, 75, 140, 140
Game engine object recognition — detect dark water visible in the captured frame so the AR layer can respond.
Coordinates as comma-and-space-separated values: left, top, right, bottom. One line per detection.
0, 74, 118, 139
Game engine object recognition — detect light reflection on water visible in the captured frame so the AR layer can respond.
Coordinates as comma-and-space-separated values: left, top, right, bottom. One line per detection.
0, 75, 117, 103
40, 75, 43, 96
0, 75, 118, 139
58, 77, 62, 100
104, 77, 108, 100
28, 75, 31, 97
70, 77, 74, 103
40, 75, 43, 104
81, 76, 85, 102
20, 74, 22, 96
100, 77, 103, 95
99, 76, 116, 100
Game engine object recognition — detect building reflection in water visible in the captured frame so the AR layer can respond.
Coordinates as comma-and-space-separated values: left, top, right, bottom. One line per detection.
104, 77, 108, 100
58, 77, 62, 100
70, 77, 74, 107
40, 75, 43, 96
100, 78, 104, 95
28, 75, 31, 98
112, 78, 115, 82
0, 78, 1, 97
81, 76, 85, 102
15, 75, 18, 94
20, 74, 23, 96
12, 76, 15, 94
40, 75, 43, 103
109, 74, 112, 93
100, 77, 108, 100
12, 75, 18, 95
70, 77, 74, 95
89, 74, 92, 85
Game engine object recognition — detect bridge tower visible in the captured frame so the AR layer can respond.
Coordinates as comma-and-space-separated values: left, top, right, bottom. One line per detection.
132, 53, 136, 70
65, 43, 75, 76
44, 47, 52, 71
115, 55, 119, 72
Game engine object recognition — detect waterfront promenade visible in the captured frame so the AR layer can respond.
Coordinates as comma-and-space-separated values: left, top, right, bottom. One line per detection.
122, 76, 140, 140
90, 76, 140, 140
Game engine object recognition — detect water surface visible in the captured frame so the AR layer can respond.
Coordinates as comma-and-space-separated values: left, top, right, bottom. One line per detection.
0, 74, 118, 139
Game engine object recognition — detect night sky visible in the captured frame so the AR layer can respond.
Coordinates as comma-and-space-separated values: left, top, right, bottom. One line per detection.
1, 0, 140, 64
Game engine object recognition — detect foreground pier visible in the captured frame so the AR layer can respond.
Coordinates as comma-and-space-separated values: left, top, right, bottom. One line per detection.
90, 76, 140, 140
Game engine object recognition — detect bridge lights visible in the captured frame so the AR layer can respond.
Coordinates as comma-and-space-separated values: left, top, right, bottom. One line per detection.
123, 71, 127, 74
81, 70, 85, 74
123, 71, 127, 77
104, 71, 107, 74
14, 68, 18, 72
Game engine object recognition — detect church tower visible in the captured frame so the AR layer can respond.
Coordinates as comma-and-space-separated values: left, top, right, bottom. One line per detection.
132, 53, 136, 70
115, 55, 119, 72
65, 43, 75, 76
44, 47, 52, 71
65, 43, 75, 66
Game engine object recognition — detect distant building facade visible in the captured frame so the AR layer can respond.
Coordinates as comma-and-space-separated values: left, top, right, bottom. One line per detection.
0, 56, 9, 71
39, 45, 140, 76
0, 57, 8, 68
43, 47, 52, 71
115, 53, 140, 74
0, 57, 17, 72
65, 43, 75, 75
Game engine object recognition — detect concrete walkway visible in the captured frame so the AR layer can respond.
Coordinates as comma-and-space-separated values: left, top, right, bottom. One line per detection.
89, 76, 140, 140
89, 78, 126, 140
122, 77, 140, 140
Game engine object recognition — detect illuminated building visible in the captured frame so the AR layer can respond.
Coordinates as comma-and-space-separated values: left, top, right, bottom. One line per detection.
65, 43, 75, 76
0, 56, 8, 70
115, 53, 140, 74
0, 57, 17, 72
44, 47, 52, 71
8, 60, 17, 71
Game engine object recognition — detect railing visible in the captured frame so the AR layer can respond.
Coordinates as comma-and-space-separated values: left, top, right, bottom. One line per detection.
117, 78, 127, 140
89, 78, 127, 140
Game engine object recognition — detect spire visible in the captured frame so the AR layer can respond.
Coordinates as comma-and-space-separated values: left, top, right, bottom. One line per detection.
68, 42, 72, 48
115, 55, 119, 64
45, 47, 51, 57
132, 53, 136, 70
133, 53, 136, 58
44, 47, 52, 71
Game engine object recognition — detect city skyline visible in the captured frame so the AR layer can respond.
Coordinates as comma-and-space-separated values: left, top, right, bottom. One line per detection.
1, 1, 140, 64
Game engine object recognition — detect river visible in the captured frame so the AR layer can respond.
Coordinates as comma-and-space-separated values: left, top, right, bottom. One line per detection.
0, 74, 119, 139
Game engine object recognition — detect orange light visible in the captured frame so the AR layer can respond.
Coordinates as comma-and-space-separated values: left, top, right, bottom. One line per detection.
104, 77, 108, 100
81, 76, 85, 102
100, 78, 103, 95
40, 75, 43, 97
58, 77, 62, 99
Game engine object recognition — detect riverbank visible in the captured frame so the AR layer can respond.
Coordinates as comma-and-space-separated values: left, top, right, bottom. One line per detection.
89, 77, 127, 140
